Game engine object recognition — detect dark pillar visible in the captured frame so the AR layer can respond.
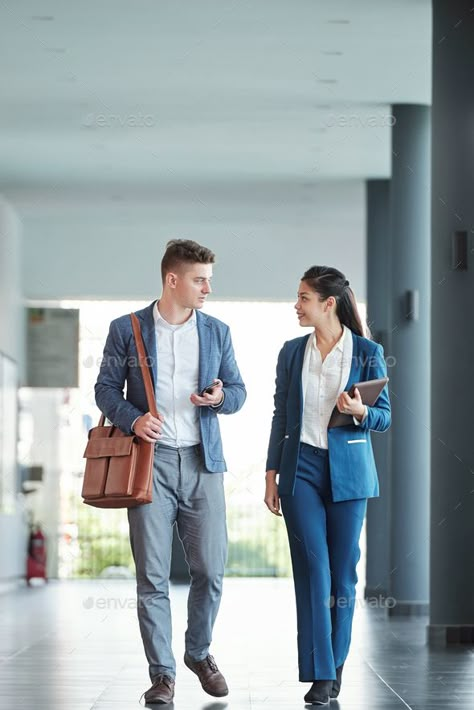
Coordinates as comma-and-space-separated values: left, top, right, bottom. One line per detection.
365, 179, 392, 601
389, 104, 431, 616
428, 0, 474, 645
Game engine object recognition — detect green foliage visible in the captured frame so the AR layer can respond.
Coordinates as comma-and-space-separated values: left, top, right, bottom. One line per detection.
65, 493, 290, 579
71, 498, 133, 577
75, 535, 133, 578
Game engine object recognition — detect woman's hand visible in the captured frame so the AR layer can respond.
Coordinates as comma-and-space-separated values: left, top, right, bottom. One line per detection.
264, 471, 282, 516
336, 387, 366, 422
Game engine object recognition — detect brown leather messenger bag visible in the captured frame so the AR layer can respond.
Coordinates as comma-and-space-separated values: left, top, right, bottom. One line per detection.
81, 313, 156, 508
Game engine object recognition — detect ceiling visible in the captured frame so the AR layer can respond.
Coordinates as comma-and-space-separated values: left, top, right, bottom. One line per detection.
0, 0, 431, 188
0, 1, 432, 302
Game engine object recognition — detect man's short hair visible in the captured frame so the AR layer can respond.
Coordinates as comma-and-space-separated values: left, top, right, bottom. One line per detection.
161, 239, 215, 282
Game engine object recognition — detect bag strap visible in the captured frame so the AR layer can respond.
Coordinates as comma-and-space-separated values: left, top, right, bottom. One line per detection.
131, 312, 159, 419
96, 313, 158, 428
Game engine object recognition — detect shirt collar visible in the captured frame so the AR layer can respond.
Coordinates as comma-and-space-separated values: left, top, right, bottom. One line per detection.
312, 324, 348, 352
153, 300, 197, 327
339, 325, 350, 351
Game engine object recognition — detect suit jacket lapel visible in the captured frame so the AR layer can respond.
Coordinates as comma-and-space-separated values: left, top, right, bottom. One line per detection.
137, 301, 158, 388
344, 331, 360, 390
296, 335, 310, 417
196, 310, 212, 390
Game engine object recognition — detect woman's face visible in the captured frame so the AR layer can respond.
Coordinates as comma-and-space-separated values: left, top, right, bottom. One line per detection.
294, 281, 327, 327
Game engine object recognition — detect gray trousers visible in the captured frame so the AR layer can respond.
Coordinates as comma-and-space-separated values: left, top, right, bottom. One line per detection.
128, 444, 227, 680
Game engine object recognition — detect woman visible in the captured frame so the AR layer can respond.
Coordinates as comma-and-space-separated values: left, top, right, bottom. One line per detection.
264, 265, 390, 706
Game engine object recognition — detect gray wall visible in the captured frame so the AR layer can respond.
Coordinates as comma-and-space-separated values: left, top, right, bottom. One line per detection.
12, 180, 366, 302
0, 196, 27, 584
0, 197, 24, 372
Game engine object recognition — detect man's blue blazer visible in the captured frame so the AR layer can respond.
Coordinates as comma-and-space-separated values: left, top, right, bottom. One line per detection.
95, 301, 246, 473
266, 331, 391, 502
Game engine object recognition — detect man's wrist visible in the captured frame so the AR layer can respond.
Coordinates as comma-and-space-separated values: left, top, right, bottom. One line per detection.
210, 390, 225, 408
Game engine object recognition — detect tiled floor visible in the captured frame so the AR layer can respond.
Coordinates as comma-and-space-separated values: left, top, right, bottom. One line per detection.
0, 578, 472, 709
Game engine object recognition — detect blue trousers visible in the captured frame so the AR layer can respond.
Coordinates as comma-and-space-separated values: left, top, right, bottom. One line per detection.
281, 442, 367, 682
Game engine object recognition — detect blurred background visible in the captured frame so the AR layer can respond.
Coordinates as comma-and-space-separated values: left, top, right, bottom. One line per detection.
0, 1, 473, 706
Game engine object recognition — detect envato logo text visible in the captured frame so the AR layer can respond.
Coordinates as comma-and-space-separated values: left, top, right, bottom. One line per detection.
325, 595, 397, 609
83, 596, 141, 610
82, 352, 396, 370
82, 113, 156, 128
325, 114, 396, 128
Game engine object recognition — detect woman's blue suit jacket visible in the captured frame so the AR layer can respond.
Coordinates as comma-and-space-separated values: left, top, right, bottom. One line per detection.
266, 331, 391, 502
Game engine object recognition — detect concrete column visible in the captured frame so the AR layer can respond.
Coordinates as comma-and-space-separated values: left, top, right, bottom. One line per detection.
389, 105, 431, 616
428, 0, 474, 645
365, 179, 392, 601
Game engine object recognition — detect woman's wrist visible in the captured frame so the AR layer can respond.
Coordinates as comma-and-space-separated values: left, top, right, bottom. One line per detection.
354, 405, 367, 422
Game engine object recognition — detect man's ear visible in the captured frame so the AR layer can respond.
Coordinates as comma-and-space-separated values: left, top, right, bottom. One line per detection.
166, 272, 178, 289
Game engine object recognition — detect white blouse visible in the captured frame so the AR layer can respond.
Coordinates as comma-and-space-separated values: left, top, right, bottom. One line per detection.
300, 325, 353, 449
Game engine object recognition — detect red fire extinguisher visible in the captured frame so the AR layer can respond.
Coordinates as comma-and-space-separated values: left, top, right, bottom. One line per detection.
27, 525, 47, 584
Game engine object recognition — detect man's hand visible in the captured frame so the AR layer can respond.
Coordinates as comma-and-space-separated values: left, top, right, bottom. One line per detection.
336, 387, 366, 422
264, 470, 282, 517
190, 379, 224, 408
133, 412, 164, 442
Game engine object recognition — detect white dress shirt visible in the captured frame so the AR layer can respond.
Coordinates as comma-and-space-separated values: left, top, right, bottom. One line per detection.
301, 325, 358, 449
152, 302, 201, 447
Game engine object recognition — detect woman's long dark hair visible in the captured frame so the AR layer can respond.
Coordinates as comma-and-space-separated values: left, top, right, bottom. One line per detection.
301, 265, 369, 338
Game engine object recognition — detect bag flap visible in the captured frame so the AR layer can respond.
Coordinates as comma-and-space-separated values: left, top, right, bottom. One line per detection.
83, 436, 135, 459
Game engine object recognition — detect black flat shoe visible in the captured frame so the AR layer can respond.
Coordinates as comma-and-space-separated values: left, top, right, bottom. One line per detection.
330, 664, 344, 699
304, 680, 333, 705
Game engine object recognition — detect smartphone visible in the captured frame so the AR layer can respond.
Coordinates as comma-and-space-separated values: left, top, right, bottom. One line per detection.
200, 380, 219, 396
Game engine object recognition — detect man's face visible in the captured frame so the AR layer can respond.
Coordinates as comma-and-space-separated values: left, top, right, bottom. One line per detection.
169, 262, 213, 309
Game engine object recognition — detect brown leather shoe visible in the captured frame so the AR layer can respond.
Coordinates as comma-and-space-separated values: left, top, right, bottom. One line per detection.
143, 674, 175, 704
184, 653, 229, 697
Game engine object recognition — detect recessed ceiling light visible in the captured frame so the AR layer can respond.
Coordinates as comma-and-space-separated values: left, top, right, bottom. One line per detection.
321, 50, 344, 56
327, 19, 350, 24
31, 15, 54, 21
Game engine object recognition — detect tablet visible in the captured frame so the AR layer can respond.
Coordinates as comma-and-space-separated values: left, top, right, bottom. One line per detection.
328, 377, 389, 428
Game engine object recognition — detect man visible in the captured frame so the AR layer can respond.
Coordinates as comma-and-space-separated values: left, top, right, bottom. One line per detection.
95, 239, 246, 704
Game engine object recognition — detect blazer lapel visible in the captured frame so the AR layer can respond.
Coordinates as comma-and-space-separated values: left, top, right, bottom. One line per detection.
196, 310, 212, 390
344, 331, 360, 390
137, 301, 158, 388
296, 335, 310, 417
